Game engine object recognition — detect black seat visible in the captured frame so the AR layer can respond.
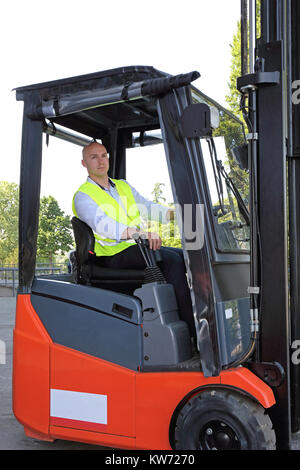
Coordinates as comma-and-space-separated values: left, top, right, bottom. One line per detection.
70, 217, 145, 291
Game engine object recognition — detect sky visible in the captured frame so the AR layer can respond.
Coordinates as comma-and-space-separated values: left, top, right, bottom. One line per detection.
1, 0, 241, 215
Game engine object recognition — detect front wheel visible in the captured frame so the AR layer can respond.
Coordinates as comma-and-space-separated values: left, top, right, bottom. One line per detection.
173, 389, 276, 450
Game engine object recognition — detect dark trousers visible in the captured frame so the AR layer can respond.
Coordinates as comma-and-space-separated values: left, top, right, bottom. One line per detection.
100, 245, 195, 339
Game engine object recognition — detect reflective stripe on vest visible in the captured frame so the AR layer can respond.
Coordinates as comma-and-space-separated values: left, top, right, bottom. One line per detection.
72, 179, 140, 257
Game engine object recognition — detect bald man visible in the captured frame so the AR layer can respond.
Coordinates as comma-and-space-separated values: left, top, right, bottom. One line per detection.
73, 141, 195, 339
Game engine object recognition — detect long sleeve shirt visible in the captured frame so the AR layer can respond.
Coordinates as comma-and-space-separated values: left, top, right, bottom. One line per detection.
74, 177, 170, 242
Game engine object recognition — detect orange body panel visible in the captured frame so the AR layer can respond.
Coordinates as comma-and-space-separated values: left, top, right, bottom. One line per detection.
220, 367, 275, 408
50, 344, 136, 438
49, 426, 136, 449
135, 371, 220, 449
13, 295, 53, 436
13, 294, 275, 450
134, 367, 275, 449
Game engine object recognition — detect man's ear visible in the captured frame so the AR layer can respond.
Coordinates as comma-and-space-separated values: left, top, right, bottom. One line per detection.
81, 159, 87, 168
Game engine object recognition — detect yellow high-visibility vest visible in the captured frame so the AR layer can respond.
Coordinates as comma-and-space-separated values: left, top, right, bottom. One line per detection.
72, 179, 141, 256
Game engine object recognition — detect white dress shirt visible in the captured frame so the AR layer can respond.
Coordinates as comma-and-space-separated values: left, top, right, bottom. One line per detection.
74, 177, 170, 242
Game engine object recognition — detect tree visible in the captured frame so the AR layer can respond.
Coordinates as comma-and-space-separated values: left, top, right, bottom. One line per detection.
0, 181, 19, 265
37, 196, 73, 263
211, 13, 259, 206
225, 1, 261, 116
151, 182, 166, 204
0, 183, 73, 266
212, 4, 261, 223
159, 212, 182, 248
149, 183, 182, 248
225, 20, 243, 118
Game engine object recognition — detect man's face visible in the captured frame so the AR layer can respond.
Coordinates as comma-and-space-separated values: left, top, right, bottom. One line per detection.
82, 143, 109, 178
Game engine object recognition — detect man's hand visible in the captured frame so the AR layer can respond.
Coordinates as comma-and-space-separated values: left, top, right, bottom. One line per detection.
144, 231, 162, 251
122, 227, 162, 250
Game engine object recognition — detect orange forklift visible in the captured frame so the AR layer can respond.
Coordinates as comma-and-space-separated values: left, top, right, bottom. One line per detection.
12, 0, 300, 450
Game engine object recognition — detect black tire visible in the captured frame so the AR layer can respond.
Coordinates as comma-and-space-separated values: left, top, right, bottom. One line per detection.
173, 389, 276, 450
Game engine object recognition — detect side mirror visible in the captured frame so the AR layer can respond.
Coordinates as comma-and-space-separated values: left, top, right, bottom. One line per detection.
180, 103, 219, 138
231, 143, 248, 170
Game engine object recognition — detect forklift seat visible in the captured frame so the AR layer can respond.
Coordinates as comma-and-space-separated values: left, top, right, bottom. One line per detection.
70, 217, 145, 289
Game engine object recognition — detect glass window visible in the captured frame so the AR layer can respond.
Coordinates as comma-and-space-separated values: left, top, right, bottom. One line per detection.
125, 135, 182, 247
201, 136, 250, 252
126, 133, 172, 204
216, 297, 251, 365
191, 87, 250, 253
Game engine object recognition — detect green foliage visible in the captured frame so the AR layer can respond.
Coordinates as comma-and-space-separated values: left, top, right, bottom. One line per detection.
213, 15, 253, 206
151, 182, 166, 204
149, 183, 182, 248
226, 2, 261, 119
37, 196, 73, 262
0, 182, 73, 266
210, 7, 264, 244
0, 181, 19, 265
225, 21, 243, 118
256, 0, 261, 37
219, 2, 261, 209
213, 114, 249, 203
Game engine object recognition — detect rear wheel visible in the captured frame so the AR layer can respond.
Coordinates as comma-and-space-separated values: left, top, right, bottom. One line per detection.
173, 389, 276, 450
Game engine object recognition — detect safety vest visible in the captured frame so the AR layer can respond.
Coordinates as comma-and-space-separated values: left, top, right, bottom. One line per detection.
72, 179, 141, 257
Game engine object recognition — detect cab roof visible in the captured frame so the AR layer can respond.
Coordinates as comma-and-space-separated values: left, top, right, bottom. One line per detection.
14, 66, 204, 140
15, 65, 169, 99
14, 66, 172, 139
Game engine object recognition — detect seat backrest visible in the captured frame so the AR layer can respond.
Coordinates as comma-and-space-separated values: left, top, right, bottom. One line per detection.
71, 217, 95, 265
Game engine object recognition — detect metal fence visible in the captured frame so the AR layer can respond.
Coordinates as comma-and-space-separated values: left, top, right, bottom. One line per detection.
0, 263, 68, 296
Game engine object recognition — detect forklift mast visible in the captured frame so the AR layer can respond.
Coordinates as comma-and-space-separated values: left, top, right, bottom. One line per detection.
288, 0, 300, 434
237, 0, 300, 449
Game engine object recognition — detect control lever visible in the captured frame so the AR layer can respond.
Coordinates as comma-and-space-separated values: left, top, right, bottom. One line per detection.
132, 233, 162, 266
142, 234, 163, 265
132, 233, 152, 267
132, 232, 165, 283
140, 234, 157, 267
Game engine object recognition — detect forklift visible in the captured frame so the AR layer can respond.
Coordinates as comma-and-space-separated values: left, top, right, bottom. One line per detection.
12, 0, 300, 450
